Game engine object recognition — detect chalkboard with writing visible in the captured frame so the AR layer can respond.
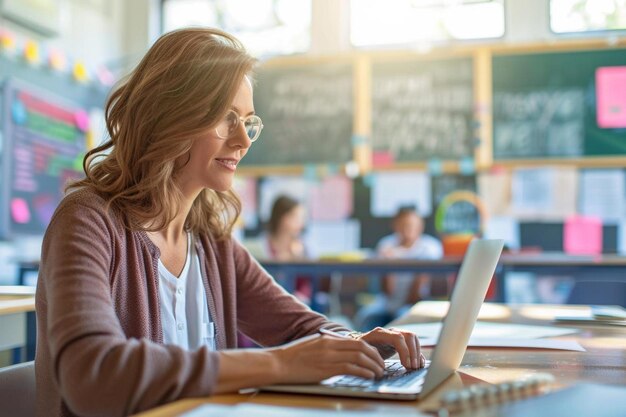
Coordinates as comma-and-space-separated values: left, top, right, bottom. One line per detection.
245, 63, 353, 166
492, 48, 626, 159
371, 57, 475, 162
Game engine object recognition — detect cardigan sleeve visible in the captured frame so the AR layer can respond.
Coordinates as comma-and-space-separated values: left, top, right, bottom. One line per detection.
39, 197, 219, 417
232, 239, 350, 347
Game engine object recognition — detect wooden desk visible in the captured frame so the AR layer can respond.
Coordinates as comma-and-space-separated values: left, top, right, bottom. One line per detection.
0, 286, 36, 356
135, 302, 626, 416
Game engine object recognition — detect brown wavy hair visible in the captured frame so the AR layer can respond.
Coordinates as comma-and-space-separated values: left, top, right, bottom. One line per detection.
68, 28, 257, 239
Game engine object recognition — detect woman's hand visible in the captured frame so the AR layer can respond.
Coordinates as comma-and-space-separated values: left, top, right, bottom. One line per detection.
270, 333, 385, 384
357, 327, 425, 370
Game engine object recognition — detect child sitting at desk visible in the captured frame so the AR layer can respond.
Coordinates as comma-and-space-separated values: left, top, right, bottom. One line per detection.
34, 28, 425, 417
355, 206, 443, 331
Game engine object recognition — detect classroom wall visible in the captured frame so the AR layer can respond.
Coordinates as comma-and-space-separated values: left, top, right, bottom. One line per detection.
0, 0, 160, 284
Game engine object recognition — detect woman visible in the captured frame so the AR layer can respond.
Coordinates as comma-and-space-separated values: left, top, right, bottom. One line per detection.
35, 28, 424, 417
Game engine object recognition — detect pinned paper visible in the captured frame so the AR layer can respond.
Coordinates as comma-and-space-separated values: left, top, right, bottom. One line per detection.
596, 66, 626, 128
580, 169, 625, 223
303, 164, 317, 181
23, 40, 39, 64
371, 150, 394, 168
96, 65, 114, 86
563, 215, 603, 255
310, 176, 353, 221
48, 49, 67, 71
0, 30, 16, 52
74, 110, 90, 132
371, 171, 432, 217
73, 61, 89, 82
478, 170, 512, 216
258, 176, 314, 221
11, 198, 30, 224
233, 177, 258, 229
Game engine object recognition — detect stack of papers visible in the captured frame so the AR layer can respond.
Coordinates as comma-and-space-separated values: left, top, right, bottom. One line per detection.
554, 306, 626, 326
394, 321, 585, 351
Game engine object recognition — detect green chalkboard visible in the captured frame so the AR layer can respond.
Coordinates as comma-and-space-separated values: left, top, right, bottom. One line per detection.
492, 48, 626, 159
244, 63, 354, 166
371, 56, 475, 162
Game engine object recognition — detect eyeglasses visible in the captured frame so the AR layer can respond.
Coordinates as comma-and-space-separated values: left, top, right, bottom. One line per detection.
215, 110, 264, 142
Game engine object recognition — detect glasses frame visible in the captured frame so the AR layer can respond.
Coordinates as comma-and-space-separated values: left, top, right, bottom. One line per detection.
214, 110, 264, 142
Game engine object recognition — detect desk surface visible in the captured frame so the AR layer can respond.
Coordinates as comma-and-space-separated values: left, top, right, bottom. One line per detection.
135, 303, 626, 417
0, 296, 35, 315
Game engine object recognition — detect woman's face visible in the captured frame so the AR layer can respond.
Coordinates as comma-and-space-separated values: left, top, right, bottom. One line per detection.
279, 205, 306, 237
178, 78, 254, 194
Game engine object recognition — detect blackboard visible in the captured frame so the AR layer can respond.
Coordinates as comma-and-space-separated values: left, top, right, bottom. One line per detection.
0, 56, 107, 239
245, 63, 354, 166
371, 57, 475, 162
493, 48, 626, 159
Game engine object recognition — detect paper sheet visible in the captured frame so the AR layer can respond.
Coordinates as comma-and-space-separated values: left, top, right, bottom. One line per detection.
511, 167, 577, 220
410, 336, 586, 351
182, 403, 426, 417
395, 321, 579, 340
370, 171, 432, 217
563, 215, 603, 255
304, 219, 361, 258
484, 216, 520, 250
579, 169, 625, 223
477, 171, 512, 216
309, 175, 354, 221
232, 176, 258, 229
258, 176, 315, 221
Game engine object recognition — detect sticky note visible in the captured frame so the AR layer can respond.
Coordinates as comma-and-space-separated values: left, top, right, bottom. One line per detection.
73, 62, 88, 83
371, 150, 394, 167
24, 40, 39, 64
563, 215, 603, 255
74, 110, 90, 132
11, 198, 30, 224
596, 66, 626, 128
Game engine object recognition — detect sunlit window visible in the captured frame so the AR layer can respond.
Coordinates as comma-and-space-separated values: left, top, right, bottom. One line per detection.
350, 0, 505, 47
162, 0, 311, 57
550, 0, 626, 33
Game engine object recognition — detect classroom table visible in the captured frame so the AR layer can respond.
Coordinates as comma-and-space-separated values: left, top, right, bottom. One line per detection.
260, 254, 626, 307
134, 302, 626, 417
0, 286, 36, 362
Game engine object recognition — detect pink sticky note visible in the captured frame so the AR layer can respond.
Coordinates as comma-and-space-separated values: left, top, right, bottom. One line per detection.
596, 66, 626, 128
310, 176, 354, 221
74, 110, 90, 132
11, 198, 31, 224
372, 150, 394, 168
563, 215, 603, 255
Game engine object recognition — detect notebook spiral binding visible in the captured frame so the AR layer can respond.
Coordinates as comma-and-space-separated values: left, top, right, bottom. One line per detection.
436, 373, 555, 416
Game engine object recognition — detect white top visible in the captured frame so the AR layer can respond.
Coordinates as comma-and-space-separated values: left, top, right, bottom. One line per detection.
376, 233, 443, 311
158, 233, 215, 351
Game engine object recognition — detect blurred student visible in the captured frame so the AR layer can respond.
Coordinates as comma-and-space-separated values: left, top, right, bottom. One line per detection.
35, 28, 424, 417
355, 206, 443, 331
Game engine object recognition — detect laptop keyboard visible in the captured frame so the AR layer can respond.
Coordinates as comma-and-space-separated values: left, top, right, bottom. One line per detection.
325, 360, 429, 390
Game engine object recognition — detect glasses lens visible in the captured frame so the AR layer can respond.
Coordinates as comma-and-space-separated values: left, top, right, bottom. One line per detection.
215, 111, 239, 139
245, 116, 263, 141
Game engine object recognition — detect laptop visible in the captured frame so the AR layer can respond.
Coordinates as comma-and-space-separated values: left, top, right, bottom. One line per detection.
261, 239, 504, 400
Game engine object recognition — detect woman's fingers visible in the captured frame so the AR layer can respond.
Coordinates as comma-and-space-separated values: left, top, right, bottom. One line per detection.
360, 327, 423, 370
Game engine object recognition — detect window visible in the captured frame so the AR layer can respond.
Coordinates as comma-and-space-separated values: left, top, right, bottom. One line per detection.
350, 0, 505, 48
550, 0, 626, 33
162, 0, 312, 57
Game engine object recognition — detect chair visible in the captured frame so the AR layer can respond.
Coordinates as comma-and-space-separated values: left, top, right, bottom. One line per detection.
0, 361, 36, 417
566, 281, 626, 308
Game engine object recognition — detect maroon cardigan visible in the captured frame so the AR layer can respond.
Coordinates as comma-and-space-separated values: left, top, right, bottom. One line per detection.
36, 188, 347, 417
